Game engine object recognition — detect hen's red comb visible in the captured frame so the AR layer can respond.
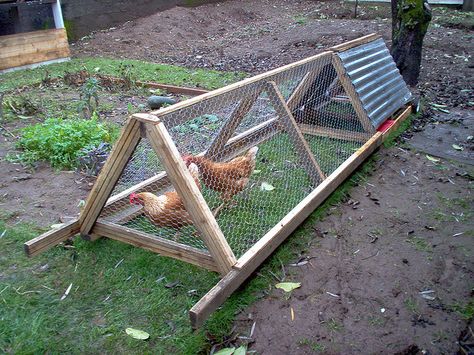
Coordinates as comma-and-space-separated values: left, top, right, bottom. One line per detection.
129, 192, 137, 204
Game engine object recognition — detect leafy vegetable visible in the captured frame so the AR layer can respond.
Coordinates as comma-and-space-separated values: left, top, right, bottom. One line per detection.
16, 118, 118, 169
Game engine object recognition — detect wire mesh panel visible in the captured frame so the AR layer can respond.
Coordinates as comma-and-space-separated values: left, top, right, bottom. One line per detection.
96, 50, 377, 261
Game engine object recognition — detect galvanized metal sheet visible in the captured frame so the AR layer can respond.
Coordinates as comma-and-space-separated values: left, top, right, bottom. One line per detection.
337, 38, 412, 129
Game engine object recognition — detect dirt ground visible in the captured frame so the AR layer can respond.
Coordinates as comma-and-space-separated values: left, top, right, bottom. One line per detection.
1, 0, 473, 353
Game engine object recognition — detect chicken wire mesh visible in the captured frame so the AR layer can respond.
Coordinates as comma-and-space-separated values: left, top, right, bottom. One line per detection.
98, 52, 373, 260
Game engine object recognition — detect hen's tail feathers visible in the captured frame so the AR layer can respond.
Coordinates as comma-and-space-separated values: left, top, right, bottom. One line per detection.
247, 146, 259, 160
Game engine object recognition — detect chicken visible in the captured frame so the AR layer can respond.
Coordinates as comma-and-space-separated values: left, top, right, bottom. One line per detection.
183, 146, 259, 215
129, 163, 201, 235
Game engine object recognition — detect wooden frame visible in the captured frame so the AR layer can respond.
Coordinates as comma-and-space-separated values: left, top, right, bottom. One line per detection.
24, 34, 414, 329
0, 0, 70, 72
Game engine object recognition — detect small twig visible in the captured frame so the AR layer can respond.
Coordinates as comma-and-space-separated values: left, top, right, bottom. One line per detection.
0, 123, 16, 138
362, 250, 380, 260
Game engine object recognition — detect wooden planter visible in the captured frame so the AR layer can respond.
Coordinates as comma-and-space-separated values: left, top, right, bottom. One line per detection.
0, 28, 70, 71
24, 33, 413, 328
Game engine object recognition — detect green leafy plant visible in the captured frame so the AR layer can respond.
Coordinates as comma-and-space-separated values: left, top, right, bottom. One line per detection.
15, 117, 118, 169
78, 77, 100, 119
118, 62, 138, 89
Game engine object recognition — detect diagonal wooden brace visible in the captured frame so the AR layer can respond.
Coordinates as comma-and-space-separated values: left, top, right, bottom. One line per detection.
205, 86, 263, 160
264, 81, 326, 185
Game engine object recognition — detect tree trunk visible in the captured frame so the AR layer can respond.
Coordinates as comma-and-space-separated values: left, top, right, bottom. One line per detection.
391, 0, 432, 86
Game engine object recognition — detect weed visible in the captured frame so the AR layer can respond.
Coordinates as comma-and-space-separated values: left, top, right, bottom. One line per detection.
78, 77, 101, 119
405, 236, 432, 253
2, 94, 40, 121
298, 338, 326, 352
404, 297, 419, 314
293, 15, 308, 25
451, 300, 474, 320
325, 319, 343, 332
368, 316, 385, 326
118, 62, 138, 89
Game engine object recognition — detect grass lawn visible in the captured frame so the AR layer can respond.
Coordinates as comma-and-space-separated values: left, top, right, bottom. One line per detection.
0, 57, 394, 353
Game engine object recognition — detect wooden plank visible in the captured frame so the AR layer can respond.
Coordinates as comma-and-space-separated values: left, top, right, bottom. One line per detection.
0, 47, 70, 70
299, 124, 371, 143
92, 220, 219, 272
205, 89, 262, 159
0, 34, 68, 57
189, 104, 412, 328
329, 33, 380, 53
79, 118, 141, 236
332, 55, 374, 133
0, 28, 66, 47
0, 29, 69, 70
101, 77, 209, 96
265, 81, 326, 184
145, 120, 237, 275
24, 219, 80, 257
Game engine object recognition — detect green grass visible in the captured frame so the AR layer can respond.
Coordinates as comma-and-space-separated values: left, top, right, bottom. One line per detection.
404, 297, 420, 314
0, 56, 411, 353
0, 57, 246, 92
451, 299, 474, 320
298, 338, 326, 352
405, 236, 432, 253
0, 152, 378, 353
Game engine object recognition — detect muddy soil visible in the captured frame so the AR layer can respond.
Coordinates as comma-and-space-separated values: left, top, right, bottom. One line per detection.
234, 143, 473, 354
1, 0, 473, 352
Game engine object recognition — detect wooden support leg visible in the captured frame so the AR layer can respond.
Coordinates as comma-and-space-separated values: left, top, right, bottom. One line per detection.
265, 81, 326, 185
79, 117, 141, 236
145, 118, 237, 275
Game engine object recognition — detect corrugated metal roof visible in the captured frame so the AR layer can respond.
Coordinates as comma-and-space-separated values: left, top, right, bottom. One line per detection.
337, 38, 412, 129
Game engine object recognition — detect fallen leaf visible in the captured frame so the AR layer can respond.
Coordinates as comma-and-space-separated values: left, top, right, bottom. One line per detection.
290, 307, 295, 321
260, 182, 275, 191
275, 282, 301, 292
425, 155, 440, 163
214, 347, 235, 355
452, 144, 464, 151
234, 345, 247, 355
125, 328, 150, 340
50, 223, 65, 229
253, 169, 261, 174
60, 283, 72, 301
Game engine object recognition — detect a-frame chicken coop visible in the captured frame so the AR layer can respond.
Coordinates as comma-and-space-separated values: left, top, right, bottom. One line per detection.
25, 34, 413, 328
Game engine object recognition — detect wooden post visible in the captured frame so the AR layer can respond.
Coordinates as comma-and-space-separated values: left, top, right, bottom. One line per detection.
331, 55, 374, 134
145, 119, 237, 275
79, 118, 141, 236
265, 81, 326, 184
